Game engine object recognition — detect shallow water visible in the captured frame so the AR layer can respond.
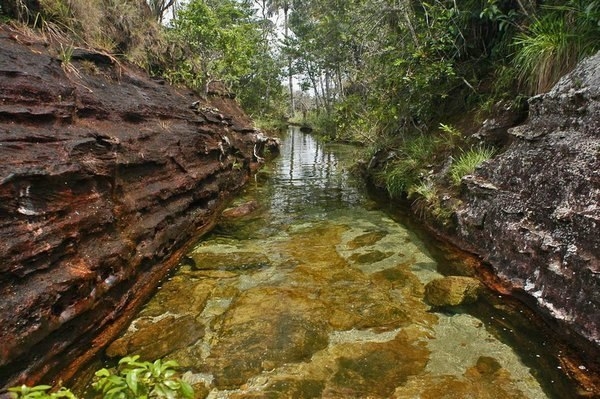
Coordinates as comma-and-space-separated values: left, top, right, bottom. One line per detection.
92, 127, 593, 398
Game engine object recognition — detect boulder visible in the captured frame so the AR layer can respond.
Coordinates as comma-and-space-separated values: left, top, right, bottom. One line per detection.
221, 200, 259, 218
424, 276, 483, 307
455, 51, 600, 346
0, 25, 274, 387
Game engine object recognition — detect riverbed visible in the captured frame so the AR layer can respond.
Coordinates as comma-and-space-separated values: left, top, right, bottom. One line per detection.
82, 127, 593, 398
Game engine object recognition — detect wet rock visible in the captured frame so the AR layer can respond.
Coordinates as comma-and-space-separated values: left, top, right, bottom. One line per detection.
221, 200, 259, 218
346, 230, 388, 249
455, 50, 600, 346
349, 250, 395, 264
140, 277, 215, 317
0, 25, 276, 387
324, 331, 430, 398
207, 287, 330, 389
106, 314, 204, 360
424, 276, 483, 307
233, 379, 325, 399
393, 356, 529, 398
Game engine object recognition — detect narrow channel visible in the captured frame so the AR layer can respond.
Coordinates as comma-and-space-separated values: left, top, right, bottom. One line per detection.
86, 127, 589, 398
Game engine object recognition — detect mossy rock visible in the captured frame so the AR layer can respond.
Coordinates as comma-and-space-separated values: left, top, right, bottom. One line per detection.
424, 276, 483, 307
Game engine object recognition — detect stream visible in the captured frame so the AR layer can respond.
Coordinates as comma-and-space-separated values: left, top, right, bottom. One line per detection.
80, 127, 592, 398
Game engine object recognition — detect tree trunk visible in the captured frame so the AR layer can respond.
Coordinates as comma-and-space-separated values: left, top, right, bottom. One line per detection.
284, 4, 295, 117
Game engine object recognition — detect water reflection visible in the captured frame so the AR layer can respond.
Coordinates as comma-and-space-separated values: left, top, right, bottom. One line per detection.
268, 129, 363, 219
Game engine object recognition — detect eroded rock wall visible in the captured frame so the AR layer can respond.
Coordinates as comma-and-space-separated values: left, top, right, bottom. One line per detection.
0, 25, 263, 386
455, 52, 600, 346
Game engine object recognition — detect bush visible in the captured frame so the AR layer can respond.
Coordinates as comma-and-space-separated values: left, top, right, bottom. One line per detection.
383, 134, 438, 198
92, 355, 194, 399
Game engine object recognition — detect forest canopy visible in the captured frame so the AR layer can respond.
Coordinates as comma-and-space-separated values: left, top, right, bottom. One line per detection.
1, 0, 599, 142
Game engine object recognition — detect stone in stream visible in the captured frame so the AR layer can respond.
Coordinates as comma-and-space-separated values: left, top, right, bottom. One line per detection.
105, 314, 204, 360
424, 276, 483, 307
207, 286, 331, 389
221, 200, 259, 218
392, 355, 529, 398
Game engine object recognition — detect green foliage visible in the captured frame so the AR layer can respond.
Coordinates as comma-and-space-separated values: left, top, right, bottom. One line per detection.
8, 385, 76, 399
58, 42, 73, 64
383, 134, 438, 198
170, 0, 260, 91
9, 356, 193, 399
168, 0, 283, 116
513, 0, 600, 94
408, 180, 452, 223
92, 355, 194, 399
449, 146, 496, 186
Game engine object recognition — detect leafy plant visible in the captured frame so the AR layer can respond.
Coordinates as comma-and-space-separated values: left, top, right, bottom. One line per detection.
449, 146, 496, 185
8, 385, 76, 399
8, 356, 194, 399
92, 355, 194, 399
58, 43, 74, 65
408, 180, 453, 223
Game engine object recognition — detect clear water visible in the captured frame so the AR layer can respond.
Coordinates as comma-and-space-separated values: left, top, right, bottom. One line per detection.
91, 127, 595, 398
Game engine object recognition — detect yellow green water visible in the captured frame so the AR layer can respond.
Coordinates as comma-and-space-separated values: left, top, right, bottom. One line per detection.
89, 127, 591, 398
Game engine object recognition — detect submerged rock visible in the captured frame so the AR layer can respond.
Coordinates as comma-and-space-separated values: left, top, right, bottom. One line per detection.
221, 200, 259, 218
424, 276, 483, 307
106, 314, 204, 360
190, 251, 271, 272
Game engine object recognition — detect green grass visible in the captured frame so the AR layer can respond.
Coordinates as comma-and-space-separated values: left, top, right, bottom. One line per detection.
449, 146, 496, 185
383, 134, 438, 198
513, 2, 600, 94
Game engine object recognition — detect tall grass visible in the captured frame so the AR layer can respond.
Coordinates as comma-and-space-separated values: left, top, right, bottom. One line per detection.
513, 2, 600, 94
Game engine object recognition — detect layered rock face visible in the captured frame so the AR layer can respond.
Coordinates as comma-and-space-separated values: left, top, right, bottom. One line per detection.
456, 52, 600, 347
0, 26, 266, 387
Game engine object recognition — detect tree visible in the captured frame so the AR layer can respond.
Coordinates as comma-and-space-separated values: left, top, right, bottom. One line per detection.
266, 0, 295, 116
171, 0, 259, 94
147, 0, 177, 23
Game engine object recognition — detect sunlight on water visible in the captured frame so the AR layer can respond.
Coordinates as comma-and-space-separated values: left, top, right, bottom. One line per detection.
87, 127, 590, 398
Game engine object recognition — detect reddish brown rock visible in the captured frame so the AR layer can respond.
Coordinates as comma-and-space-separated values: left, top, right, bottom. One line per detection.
221, 200, 259, 219
0, 25, 271, 388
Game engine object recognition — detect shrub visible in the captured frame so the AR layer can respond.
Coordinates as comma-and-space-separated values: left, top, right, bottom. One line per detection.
9, 356, 194, 399
383, 134, 437, 198
92, 355, 194, 399
513, 1, 600, 94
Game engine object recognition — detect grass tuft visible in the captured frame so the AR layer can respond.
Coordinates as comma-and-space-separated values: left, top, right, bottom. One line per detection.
513, 2, 600, 94
449, 146, 495, 185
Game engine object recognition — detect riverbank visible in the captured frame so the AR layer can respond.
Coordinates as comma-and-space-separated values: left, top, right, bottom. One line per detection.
0, 23, 274, 388
356, 51, 600, 394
